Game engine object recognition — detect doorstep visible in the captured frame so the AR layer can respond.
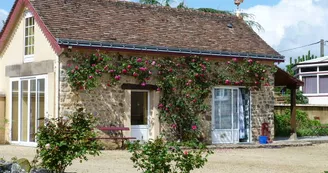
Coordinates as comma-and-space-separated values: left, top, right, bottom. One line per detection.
207, 141, 313, 149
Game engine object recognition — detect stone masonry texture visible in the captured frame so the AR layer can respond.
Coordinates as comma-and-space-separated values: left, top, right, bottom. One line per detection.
59, 53, 275, 143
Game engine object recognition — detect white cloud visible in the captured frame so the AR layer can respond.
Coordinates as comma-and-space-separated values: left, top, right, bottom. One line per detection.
0, 9, 9, 31
244, 0, 328, 66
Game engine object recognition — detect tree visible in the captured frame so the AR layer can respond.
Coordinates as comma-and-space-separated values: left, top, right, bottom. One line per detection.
177, 1, 187, 9
139, 0, 174, 6
139, 0, 161, 5
197, 8, 263, 32
138, 1, 264, 32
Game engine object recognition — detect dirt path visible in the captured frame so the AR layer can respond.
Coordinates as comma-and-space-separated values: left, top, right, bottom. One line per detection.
1, 144, 328, 173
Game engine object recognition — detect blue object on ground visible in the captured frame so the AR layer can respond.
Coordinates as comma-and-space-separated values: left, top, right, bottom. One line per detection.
259, 136, 268, 144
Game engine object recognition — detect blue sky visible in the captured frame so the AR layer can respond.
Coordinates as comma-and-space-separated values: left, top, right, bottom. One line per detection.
0, 0, 280, 12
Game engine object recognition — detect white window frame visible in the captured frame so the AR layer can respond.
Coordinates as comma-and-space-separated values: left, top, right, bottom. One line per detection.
23, 11, 35, 63
9, 75, 48, 147
301, 74, 328, 96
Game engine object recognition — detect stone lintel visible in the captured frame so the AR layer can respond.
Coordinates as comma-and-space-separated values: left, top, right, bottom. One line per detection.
5, 60, 54, 77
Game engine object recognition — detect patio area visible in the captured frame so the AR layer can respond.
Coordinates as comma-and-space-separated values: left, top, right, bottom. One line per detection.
1, 142, 328, 173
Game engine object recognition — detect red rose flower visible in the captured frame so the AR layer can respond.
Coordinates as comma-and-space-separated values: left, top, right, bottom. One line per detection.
115, 75, 121, 81
137, 58, 142, 62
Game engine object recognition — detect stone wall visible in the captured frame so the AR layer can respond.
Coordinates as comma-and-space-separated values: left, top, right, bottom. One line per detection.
59, 53, 275, 143
250, 86, 275, 142
60, 55, 135, 126
59, 55, 160, 141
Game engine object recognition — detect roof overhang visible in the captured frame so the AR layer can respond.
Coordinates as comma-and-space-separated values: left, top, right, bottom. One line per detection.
274, 67, 303, 89
57, 38, 285, 61
0, 0, 62, 55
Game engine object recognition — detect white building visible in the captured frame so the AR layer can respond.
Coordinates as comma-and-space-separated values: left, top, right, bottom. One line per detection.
293, 56, 328, 105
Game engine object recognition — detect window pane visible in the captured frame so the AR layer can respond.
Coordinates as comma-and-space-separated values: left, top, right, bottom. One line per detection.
25, 47, 28, 55
303, 76, 317, 94
37, 79, 45, 128
21, 80, 28, 142
11, 81, 19, 141
28, 27, 32, 36
131, 92, 148, 125
25, 18, 29, 27
28, 37, 31, 45
301, 67, 317, 73
30, 80, 36, 142
25, 28, 28, 36
29, 18, 33, 26
319, 76, 328, 93
31, 46, 34, 54
319, 66, 328, 72
233, 89, 238, 129
214, 89, 232, 129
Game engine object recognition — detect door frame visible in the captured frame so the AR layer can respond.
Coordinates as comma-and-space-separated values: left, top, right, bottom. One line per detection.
9, 75, 48, 146
211, 86, 252, 144
130, 90, 150, 141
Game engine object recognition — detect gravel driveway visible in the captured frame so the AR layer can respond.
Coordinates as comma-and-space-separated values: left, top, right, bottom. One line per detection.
1, 143, 328, 173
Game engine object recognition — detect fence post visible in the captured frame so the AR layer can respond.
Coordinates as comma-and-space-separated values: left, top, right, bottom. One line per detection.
0, 92, 5, 144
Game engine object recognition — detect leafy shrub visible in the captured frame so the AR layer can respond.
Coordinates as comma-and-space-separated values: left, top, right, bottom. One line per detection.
34, 108, 101, 173
274, 109, 326, 137
127, 137, 213, 173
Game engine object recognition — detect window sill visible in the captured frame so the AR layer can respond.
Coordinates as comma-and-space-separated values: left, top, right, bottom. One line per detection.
24, 55, 34, 63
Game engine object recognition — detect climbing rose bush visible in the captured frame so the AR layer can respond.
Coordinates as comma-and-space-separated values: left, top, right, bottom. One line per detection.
66, 52, 276, 141
34, 108, 101, 173
127, 137, 213, 173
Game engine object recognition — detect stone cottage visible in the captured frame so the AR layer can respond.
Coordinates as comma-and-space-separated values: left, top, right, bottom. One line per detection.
0, 0, 286, 146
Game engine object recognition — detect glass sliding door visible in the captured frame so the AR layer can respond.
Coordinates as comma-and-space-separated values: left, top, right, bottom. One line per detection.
212, 88, 250, 144
10, 76, 47, 145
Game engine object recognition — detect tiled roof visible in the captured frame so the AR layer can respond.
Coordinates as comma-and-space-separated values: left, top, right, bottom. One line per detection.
29, 0, 282, 59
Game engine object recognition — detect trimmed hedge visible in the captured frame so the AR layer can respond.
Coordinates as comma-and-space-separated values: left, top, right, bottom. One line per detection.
274, 109, 328, 137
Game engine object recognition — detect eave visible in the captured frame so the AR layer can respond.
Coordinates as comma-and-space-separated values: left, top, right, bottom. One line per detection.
57, 39, 285, 62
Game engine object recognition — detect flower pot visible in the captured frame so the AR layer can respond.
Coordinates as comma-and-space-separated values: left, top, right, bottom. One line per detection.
259, 136, 268, 144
